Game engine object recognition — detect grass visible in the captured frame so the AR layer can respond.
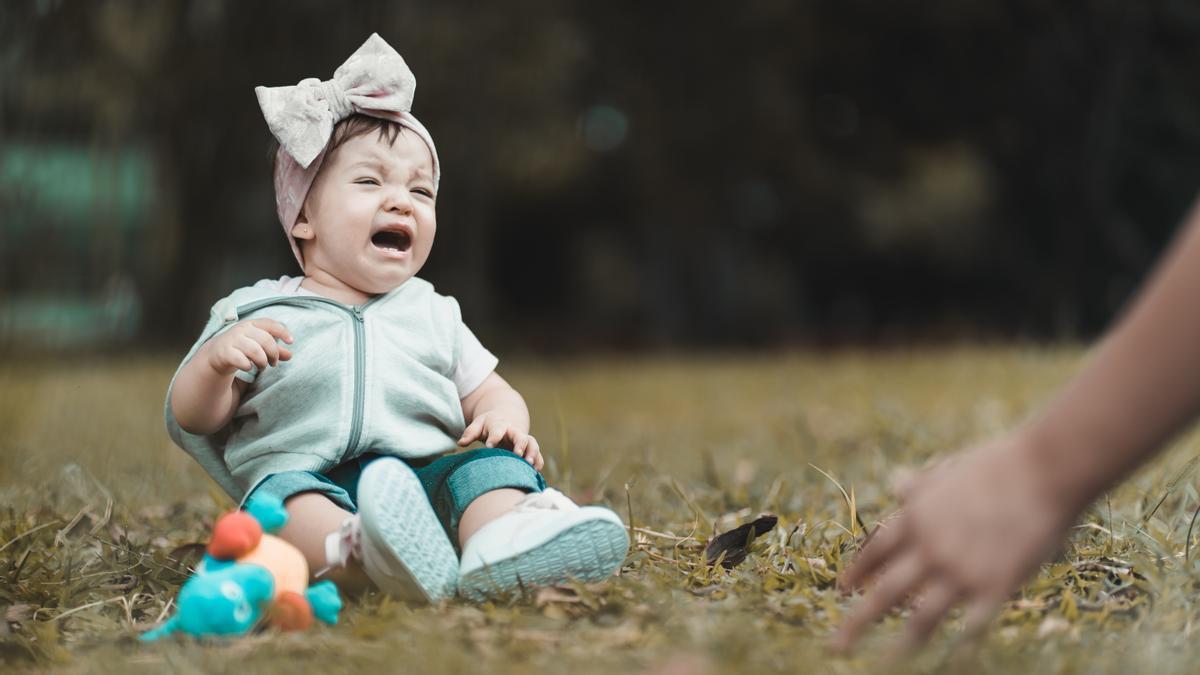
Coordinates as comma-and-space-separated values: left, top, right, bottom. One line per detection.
4, 347, 1200, 673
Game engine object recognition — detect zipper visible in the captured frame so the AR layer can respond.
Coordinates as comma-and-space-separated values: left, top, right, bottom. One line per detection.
346, 304, 366, 463
235, 295, 383, 464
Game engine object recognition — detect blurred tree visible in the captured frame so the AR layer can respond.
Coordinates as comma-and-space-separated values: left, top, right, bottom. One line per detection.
5, 0, 1200, 349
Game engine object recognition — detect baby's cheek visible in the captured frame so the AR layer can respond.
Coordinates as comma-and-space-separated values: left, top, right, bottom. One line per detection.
414, 233, 436, 265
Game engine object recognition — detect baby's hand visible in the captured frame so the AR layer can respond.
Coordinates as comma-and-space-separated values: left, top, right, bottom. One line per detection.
205, 319, 294, 377
458, 413, 543, 470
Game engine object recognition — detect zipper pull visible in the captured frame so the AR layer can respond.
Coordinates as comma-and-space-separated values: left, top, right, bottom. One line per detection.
351, 306, 365, 322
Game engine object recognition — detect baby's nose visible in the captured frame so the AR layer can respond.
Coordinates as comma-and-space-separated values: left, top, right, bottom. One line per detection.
384, 189, 413, 213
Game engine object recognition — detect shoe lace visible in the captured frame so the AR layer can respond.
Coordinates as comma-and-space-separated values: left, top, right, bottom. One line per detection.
513, 488, 578, 513
315, 514, 362, 578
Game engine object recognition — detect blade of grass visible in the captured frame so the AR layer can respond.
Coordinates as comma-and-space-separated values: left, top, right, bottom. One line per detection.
1186, 500, 1200, 562
1145, 455, 1198, 523
670, 478, 713, 536
809, 463, 865, 536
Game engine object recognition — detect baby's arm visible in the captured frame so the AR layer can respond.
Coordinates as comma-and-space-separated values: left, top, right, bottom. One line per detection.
171, 319, 294, 435
834, 197, 1200, 654
458, 372, 542, 469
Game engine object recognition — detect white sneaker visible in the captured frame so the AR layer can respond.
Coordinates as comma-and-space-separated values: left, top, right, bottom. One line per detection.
458, 488, 629, 600
323, 458, 458, 603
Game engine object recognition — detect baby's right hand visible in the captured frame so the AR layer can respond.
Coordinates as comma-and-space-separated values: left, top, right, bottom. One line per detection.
205, 319, 294, 377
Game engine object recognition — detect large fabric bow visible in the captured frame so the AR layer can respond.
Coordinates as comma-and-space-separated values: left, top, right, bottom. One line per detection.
255, 33, 417, 168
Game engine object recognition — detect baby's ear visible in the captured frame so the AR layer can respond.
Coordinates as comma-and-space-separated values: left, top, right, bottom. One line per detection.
292, 216, 315, 241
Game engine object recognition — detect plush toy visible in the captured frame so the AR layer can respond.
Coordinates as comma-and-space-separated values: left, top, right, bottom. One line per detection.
140, 495, 342, 640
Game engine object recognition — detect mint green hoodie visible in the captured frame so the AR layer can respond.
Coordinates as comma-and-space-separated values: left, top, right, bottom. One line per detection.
165, 277, 477, 501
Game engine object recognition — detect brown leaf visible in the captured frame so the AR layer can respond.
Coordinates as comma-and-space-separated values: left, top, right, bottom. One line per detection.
705, 513, 778, 569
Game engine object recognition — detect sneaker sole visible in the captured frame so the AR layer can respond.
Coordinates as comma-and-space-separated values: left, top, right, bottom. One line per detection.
357, 458, 459, 603
459, 514, 629, 601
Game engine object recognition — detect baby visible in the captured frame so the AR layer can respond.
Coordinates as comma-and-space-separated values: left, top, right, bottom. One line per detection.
166, 34, 628, 603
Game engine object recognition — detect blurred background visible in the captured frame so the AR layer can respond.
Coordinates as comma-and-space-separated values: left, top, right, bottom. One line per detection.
5, 0, 1200, 354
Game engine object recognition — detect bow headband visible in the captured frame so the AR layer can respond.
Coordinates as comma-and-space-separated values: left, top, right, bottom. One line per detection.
255, 33, 440, 267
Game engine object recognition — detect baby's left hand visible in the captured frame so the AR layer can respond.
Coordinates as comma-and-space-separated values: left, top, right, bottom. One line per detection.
458, 412, 543, 470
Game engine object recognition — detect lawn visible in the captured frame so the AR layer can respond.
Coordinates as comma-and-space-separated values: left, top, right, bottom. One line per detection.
4, 348, 1200, 674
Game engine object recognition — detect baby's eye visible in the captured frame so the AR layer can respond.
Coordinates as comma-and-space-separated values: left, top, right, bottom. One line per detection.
412, 187, 434, 198
355, 177, 380, 186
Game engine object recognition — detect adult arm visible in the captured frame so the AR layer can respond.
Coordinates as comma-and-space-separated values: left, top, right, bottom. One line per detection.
833, 197, 1200, 653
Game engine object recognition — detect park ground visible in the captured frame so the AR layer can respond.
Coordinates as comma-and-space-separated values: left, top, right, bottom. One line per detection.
4, 348, 1200, 674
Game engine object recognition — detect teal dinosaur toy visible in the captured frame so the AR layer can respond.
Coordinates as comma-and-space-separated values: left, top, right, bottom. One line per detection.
140, 496, 341, 640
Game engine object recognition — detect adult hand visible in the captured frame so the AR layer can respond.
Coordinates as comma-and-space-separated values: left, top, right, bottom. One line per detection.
831, 431, 1083, 655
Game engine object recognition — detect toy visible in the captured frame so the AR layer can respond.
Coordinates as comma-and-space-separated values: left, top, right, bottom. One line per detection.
140, 495, 342, 640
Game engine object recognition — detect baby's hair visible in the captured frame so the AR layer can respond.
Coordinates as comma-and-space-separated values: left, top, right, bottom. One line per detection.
325, 114, 408, 160
269, 114, 408, 173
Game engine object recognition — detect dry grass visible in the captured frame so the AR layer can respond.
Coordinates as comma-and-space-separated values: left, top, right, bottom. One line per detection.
4, 348, 1200, 673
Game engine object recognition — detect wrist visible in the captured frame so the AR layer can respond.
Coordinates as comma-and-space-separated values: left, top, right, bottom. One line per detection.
1013, 420, 1103, 517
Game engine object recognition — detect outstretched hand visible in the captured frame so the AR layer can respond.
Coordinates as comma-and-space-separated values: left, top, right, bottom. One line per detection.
831, 432, 1083, 656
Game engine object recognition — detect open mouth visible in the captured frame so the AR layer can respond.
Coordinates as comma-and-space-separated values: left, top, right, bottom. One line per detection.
371, 229, 412, 253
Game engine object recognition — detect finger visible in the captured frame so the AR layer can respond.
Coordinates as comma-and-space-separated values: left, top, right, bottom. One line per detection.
838, 516, 907, 593
247, 328, 281, 366
527, 437, 541, 467
893, 579, 962, 657
459, 417, 485, 446
240, 337, 270, 369
240, 329, 278, 365
485, 424, 507, 448
249, 323, 292, 360
831, 548, 927, 654
961, 591, 1006, 640
250, 319, 294, 344
227, 349, 255, 373
512, 434, 529, 457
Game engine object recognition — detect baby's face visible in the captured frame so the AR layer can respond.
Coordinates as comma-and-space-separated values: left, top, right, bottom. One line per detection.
295, 130, 437, 296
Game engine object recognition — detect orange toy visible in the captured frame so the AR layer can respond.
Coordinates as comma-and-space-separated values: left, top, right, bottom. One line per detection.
141, 495, 341, 640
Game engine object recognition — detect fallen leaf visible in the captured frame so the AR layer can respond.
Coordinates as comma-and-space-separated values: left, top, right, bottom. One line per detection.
705, 514, 778, 569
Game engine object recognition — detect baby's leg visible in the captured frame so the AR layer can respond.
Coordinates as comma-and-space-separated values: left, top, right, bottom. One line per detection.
418, 448, 627, 599
251, 462, 458, 601
457, 488, 525, 548
278, 492, 371, 594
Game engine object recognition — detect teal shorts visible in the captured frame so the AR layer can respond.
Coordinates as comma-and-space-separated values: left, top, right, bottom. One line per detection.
246, 448, 546, 538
